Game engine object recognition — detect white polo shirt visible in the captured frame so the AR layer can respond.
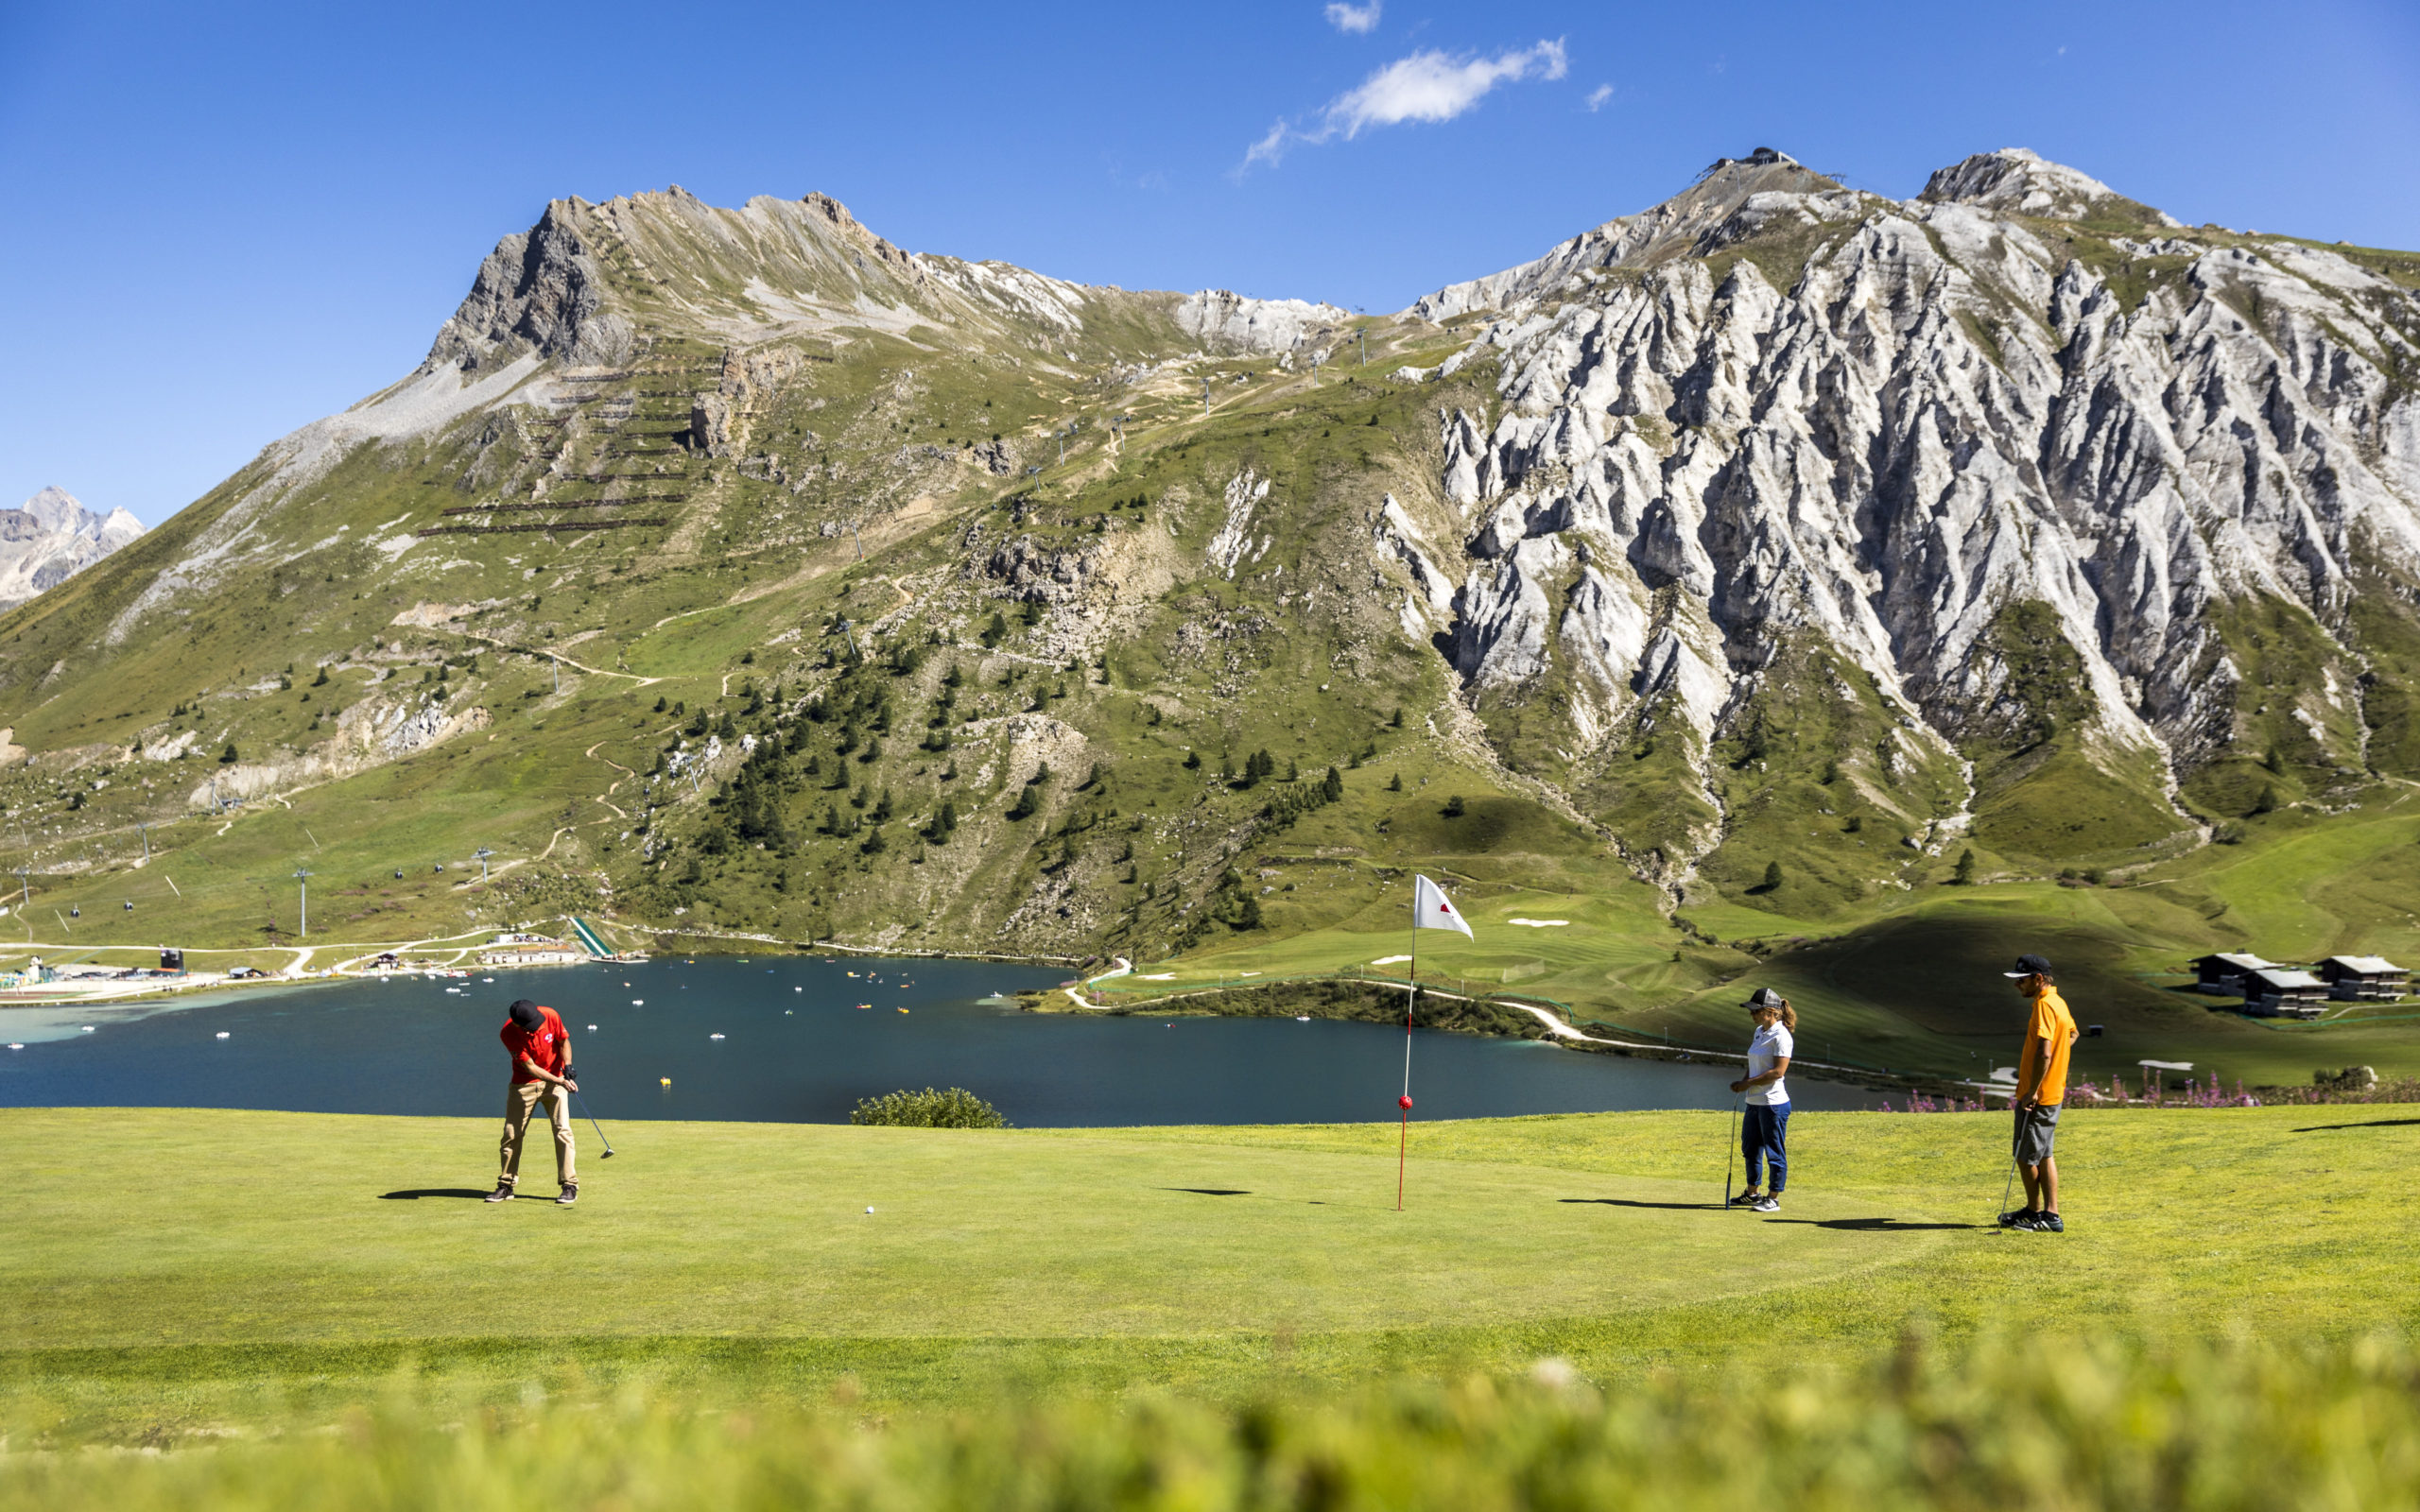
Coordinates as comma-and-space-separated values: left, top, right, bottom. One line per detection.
1745, 1022, 1793, 1107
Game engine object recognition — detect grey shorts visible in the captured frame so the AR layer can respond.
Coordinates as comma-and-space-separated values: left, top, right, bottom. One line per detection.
2014, 1103, 2061, 1165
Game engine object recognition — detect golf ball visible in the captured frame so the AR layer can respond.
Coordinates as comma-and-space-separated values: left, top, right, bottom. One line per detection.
864, 1207, 874, 1214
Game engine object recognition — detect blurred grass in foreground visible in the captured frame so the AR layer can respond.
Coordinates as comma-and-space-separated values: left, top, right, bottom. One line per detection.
6, 1334, 2417, 1510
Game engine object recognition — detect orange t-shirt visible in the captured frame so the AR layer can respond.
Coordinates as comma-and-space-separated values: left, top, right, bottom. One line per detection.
2018, 985, 2077, 1105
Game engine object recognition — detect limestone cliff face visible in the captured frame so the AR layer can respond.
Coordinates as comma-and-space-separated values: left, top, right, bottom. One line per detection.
1405, 151, 2420, 840
0, 488, 143, 609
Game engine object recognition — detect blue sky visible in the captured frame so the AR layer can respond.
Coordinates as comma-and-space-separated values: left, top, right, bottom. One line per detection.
4, 0, 2416, 527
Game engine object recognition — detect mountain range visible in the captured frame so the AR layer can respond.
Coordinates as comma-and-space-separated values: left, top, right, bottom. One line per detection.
0, 488, 143, 610
2, 146, 2417, 1046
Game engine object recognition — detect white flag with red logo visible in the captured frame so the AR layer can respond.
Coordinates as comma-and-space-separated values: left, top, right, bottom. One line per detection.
1413, 874, 1473, 938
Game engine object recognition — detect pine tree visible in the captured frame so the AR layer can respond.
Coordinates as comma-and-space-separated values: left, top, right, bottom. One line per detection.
1386, 772, 1402, 792
1954, 849, 1977, 885
1761, 860, 1784, 891
1322, 766, 1346, 802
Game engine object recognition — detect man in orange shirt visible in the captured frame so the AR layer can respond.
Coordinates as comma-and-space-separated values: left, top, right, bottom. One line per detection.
1999, 954, 2078, 1233
487, 998, 579, 1205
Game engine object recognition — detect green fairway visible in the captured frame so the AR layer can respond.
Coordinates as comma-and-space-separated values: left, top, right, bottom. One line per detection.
3, 1109, 1916, 1349
7, 1103, 2418, 1435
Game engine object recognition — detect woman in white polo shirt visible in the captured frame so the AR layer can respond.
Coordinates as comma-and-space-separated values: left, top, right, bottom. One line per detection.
1728, 987, 1795, 1213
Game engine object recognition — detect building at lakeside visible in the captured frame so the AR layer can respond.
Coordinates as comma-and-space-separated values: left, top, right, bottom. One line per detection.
2243, 967, 2329, 1018
478, 936, 586, 967
2190, 953, 2277, 996
2314, 955, 2409, 1002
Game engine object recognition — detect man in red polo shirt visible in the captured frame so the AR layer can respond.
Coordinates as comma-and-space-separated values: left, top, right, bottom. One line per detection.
487, 998, 579, 1205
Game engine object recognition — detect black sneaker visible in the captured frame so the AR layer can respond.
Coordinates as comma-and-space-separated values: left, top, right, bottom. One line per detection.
556, 1182, 579, 1206
1728, 1190, 1763, 1207
1998, 1208, 2036, 1228
2019, 1211, 2065, 1233
485, 1182, 514, 1203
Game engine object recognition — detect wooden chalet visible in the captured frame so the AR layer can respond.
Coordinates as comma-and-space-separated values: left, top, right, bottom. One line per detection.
2315, 955, 2409, 1002
2244, 967, 2329, 1019
2190, 953, 2274, 996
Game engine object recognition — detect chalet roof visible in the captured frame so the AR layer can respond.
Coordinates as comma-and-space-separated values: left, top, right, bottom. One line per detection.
2248, 968, 2326, 990
2194, 953, 2273, 970
2321, 954, 2405, 975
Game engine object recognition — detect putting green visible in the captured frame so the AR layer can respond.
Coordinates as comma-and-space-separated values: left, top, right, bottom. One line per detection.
4, 1108, 1945, 1349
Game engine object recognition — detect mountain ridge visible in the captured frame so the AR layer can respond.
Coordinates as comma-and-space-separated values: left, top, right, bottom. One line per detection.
0, 487, 143, 610
0, 146, 2415, 1005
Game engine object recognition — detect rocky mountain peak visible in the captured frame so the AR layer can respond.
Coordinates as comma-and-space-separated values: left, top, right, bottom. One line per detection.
1409, 149, 1844, 322
0, 488, 143, 610
1919, 146, 2181, 227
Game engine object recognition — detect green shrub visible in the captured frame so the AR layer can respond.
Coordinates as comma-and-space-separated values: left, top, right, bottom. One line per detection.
849, 1087, 1008, 1128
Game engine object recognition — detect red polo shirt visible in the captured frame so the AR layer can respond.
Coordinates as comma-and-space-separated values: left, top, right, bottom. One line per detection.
500, 1006, 569, 1085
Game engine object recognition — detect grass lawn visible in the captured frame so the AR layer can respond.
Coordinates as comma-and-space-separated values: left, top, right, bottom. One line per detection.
6, 1103, 2416, 1437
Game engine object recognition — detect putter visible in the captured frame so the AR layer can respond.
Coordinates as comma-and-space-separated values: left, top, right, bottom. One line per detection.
574, 1086, 615, 1158
1723, 1096, 1739, 1208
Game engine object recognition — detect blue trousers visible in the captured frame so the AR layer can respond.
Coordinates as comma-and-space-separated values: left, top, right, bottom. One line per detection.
1742, 1102, 1790, 1193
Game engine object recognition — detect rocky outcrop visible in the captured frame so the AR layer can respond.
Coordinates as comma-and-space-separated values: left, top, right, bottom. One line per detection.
0, 489, 143, 609
1920, 147, 2183, 228
1175, 290, 1349, 353
1411, 151, 2420, 813
1408, 153, 1845, 324
422, 202, 634, 372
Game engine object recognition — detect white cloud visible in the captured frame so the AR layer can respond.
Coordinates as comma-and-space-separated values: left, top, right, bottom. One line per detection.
1244, 40, 1568, 169
1584, 83, 1613, 112
1324, 1, 1380, 33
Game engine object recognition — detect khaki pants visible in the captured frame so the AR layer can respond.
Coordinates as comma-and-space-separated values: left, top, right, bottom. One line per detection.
499, 1080, 576, 1188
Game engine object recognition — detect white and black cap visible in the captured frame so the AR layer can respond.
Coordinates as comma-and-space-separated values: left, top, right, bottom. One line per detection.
1741, 987, 1788, 1008
2002, 954, 2054, 979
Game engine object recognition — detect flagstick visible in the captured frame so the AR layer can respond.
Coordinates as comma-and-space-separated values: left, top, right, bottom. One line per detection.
1399, 895, 1415, 1211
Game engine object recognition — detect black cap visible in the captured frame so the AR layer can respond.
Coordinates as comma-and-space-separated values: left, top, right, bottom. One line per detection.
508, 999, 543, 1028
2003, 954, 2053, 979
1741, 987, 1787, 1009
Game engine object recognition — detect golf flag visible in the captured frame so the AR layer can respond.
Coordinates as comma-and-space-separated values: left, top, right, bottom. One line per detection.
1413, 875, 1473, 938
